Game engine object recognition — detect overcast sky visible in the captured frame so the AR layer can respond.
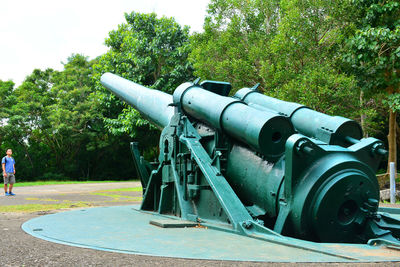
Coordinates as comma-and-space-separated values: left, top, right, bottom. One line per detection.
0, 0, 209, 86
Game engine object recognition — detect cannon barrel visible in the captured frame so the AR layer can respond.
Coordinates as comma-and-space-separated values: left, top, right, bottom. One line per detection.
173, 82, 295, 160
100, 73, 174, 128
101, 73, 295, 160
235, 88, 363, 146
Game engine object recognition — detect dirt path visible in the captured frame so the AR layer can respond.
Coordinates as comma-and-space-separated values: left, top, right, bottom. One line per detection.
0, 183, 395, 266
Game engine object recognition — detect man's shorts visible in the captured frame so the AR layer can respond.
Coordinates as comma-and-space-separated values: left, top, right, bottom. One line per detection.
3, 173, 15, 184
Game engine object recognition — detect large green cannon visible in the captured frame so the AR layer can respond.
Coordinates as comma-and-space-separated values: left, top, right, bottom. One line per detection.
101, 73, 400, 247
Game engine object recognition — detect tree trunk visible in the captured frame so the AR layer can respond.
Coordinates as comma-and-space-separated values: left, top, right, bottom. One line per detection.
18, 140, 35, 174
396, 123, 400, 145
359, 90, 368, 137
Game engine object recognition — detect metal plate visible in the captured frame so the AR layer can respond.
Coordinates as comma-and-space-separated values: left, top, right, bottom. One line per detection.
149, 219, 198, 228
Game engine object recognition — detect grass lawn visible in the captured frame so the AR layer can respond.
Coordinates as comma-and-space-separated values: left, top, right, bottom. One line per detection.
13, 180, 138, 187
0, 186, 143, 212
0, 202, 92, 213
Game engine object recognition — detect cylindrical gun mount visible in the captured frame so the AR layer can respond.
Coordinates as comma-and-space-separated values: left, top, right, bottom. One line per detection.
235, 88, 363, 146
101, 73, 174, 128
173, 82, 295, 160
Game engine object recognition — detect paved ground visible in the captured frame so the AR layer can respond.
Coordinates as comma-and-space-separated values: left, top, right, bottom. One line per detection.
0, 182, 142, 207
0, 183, 398, 266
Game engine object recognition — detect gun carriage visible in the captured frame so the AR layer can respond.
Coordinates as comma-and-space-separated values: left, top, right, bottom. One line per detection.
101, 72, 400, 247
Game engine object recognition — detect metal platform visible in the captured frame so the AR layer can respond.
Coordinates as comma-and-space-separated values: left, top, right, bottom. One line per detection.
22, 205, 400, 262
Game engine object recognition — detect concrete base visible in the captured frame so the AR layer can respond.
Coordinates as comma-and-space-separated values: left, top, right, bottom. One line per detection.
22, 205, 400, 262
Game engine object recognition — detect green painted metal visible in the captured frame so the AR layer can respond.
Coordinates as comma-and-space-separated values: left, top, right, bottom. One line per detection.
21, 205, 400, 262
130, 142, 150, 193
235, 87, 364, 146
173, 81, 294, 161
100, 73, 174, 128
100, 73, 400, 259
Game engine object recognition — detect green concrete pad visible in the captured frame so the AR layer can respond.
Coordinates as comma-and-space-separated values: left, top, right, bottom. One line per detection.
22, 205, 400, 262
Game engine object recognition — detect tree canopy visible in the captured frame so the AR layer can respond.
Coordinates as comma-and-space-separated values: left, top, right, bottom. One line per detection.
344, 0, 400, 170
93, 12, 193, 137
1, 55, 134, 180
190, 0, 363, 120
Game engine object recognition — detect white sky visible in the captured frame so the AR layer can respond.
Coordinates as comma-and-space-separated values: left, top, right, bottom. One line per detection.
0, 0, 209, 86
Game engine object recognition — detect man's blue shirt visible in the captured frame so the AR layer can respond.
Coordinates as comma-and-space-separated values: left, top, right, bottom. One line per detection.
2, 156, 15, 173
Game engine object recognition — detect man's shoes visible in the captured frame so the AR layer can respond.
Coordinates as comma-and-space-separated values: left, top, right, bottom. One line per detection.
9, 192, 15, 196
5, 192, 10, 196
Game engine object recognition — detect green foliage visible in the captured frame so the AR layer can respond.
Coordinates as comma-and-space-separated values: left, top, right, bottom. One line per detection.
384, 93, 400, 112
93, 12, 193, 142
344, 0, 400, 94
1, 55, 135, 181
190, 0, 363, 122
274, 66, 357, 114
341, 0, 400, 167
190, 0, 280, 89
0, 80, 16, 118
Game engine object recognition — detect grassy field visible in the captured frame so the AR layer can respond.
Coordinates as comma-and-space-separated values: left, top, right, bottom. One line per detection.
0, 186, 143, 213
0, 202, 92, 212
14, 180, 137, 187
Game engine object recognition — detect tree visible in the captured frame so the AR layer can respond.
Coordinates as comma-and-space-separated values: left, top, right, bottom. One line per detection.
0, 80, 16, 118
1, 55, 136, 181
93, 12, 193, 145
265, 0, 362, 117
344, 0, 400, 173
190, 0, 281, 89
190, 0, 363, 121
48, 54, 135, 179
6, 68, 57, 179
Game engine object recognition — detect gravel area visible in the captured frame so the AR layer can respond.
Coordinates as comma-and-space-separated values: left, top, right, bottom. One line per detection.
0, 183, 398, 266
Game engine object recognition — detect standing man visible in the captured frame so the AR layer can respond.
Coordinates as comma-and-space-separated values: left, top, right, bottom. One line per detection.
2, 148, 16, 196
